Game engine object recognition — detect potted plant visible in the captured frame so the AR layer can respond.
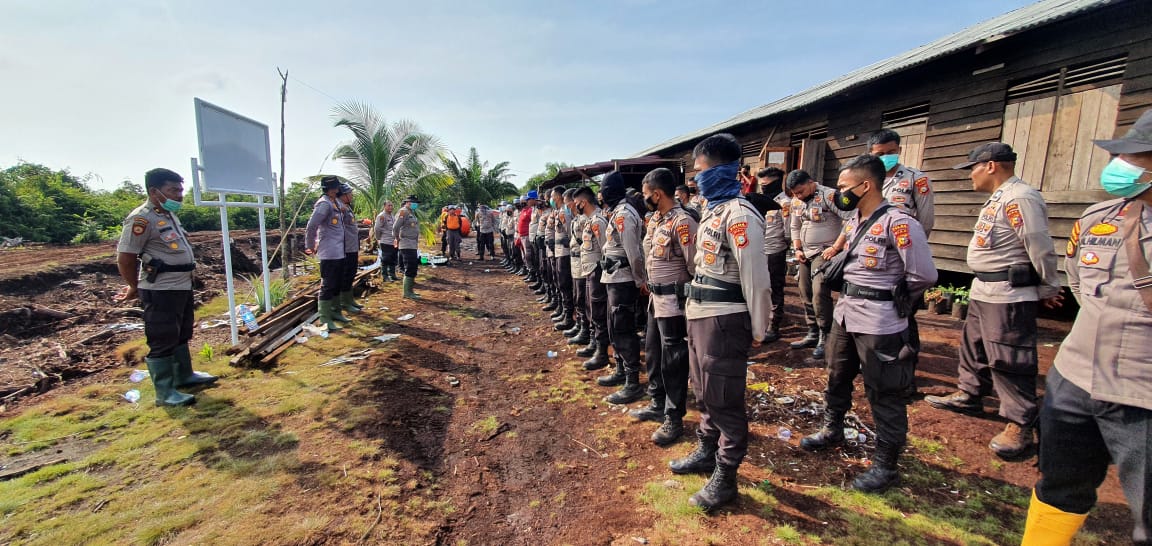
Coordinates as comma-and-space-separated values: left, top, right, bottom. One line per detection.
951, 287, 970, 320
924, 287, 950, 315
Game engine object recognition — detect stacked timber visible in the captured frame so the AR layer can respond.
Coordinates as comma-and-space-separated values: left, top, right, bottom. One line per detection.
228, 268, 376, 368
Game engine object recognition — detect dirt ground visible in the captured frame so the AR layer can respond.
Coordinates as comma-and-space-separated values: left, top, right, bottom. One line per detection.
0, 234, 1136, 545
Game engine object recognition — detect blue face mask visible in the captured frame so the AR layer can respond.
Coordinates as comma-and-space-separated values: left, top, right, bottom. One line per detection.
696, 161, 742, 209
410, 203, 419, 211
1100, 157, 1151, 198
878, 154, 899, 172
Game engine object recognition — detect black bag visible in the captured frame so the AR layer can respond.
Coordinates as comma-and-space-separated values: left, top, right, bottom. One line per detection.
815, 205, 892, 292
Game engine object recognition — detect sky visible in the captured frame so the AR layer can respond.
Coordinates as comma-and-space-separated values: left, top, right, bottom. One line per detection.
0, 0, 1036, 191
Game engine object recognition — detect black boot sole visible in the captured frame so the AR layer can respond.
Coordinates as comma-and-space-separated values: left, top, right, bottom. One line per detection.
596, 375, 625, 387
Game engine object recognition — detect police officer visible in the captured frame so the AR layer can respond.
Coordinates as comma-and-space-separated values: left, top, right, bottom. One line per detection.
563, 189, 591, 346
374, 201, 398, 282
800, 154, 937, 493
550, 187, 577, 332
675, 184, 696, 214
758, 167, 790, 343
540, 195, 559, 313
670, 134, 772, 512
337, 184, 364, 315
518, 191, 538, 284
869, 129, 935, 235
597, 171, 648, 404
1021, 111, 1152, 545
631, 168, 698, 447
573, 186, 612, 369
504, 199, 523, 273
789, 169, 852, 358
305, 176, 351, 330
474, 204, 496, 261
115, 168, 216, 407
925, 143, 1062, 458
393, 194, 422, 299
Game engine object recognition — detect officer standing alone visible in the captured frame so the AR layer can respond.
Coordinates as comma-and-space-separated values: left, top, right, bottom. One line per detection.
393, 195, 422, 299
925, 143, 1061, 459
799, 154, 937, 493
305, 176, 351, 331
115, 168, 217, 407
374, 201, 397, 282
670, 134, 772, 512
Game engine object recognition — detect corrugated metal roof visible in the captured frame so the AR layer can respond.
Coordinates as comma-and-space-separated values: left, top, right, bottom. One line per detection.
632, 0, 1116, 157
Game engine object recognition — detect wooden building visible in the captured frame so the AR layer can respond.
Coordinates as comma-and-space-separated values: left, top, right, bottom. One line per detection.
630, 0, 1152, 274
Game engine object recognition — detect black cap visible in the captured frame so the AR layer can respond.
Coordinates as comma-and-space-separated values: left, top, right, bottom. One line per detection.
1095, 109, 1152, 154
338, 183, 352, 195
953, 142, 1019, 170
320, 175, 341, 191
403, 194, 419, 203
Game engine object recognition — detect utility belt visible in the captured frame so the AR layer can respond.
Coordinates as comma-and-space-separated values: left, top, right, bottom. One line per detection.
648, 281, 687, 297
570, 250, 581, 257
142, 257, 195, 283
973, 264, 1041, 287
600, 255, 630, 274
843, 282, 893, 301
686, 275, 745, 303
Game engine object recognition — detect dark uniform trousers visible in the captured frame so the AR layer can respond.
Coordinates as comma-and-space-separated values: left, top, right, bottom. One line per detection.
957, 299, 1039, 426
446, 229, 462, 259
477, 232, 495, 258
797, 255, 834, 331
587, 267, 610, 347
766, 250, 787, 330
605, 282, 641, 373
319, 259, 343, 300
635, 292, 649, 333
571, 269, 586, 323
341, 252, 359, 292
556, 256, 573, 312
379, 243, 397, 275
399, 249, 419, 278
140, 289, 195, 359
1037, 367, 1152, 543
499, 232, 510, 258
646, 307, 690, 420
824, 322, 914, 448
687, 313, 752, 467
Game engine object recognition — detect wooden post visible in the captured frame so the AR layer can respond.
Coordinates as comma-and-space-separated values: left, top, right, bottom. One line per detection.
277, 67, 289, 280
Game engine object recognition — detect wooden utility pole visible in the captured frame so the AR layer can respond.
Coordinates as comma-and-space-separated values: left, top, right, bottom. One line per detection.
277, 67, 289, 280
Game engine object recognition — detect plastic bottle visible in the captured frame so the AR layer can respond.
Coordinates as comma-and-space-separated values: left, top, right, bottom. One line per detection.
777, 427, 791, 440
546, 351, 558, 358
236, 305, 259, 332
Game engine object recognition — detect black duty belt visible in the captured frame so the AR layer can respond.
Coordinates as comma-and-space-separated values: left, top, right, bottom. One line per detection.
843, 282, 893, 301
570, 251, 581, 257
600, 255, 630, 273
687, 275, 745, 303
973, 270, 1010, 282
648, 282, 685, 296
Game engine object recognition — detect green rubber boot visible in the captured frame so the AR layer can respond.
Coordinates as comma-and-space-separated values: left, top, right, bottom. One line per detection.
402, 276, 421, 299
317, 299, 344, 331
145, 356, 196, 407
329, 296, 351, 323
340, 291, 363, 313
173, 343, 218, 388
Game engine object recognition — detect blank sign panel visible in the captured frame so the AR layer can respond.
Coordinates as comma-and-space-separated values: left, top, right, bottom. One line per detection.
194, 98, 274, 196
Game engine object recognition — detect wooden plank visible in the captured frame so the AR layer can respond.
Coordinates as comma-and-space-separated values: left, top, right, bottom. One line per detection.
926, 117, 1002, 138
1023, 96, 1056, 185
934, 192, 987, 205
924, 125, 1003, 150
935, 204, 985, 217
1012, 99, 1035, 164
1002, 102, 1020, 148
931, 180, 976, 193
1042, 92, 1084, 192
1068, 87, 1105, 191
1084, 84, 1123, 190
923, 141, 998, 160
1045, 203, 1094, 219
1039, 189, 1110, 204
923, 157, 973, 172
930, 243, 969, 262
929, 255, 973, 274
901, 132, 926, 170
929, 229, 975, 247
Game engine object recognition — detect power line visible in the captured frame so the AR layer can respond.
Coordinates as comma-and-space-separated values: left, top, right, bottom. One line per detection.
289, 75, 342, 103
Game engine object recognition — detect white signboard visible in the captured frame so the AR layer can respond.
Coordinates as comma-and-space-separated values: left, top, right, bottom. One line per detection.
194, 98, 274, 196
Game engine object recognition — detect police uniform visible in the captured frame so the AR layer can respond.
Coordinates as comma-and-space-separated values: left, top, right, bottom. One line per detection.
882, 164, 935, 236
932, 176, 1060, 434
305, 194, 348, 304
339, 194, 361, 311
567, 210, 590, 340
475, 206, 497, 260
119, 196, 214, 405
1030, 198, 1152, 543
815, 203, 937, 490
541, 206, 558, 303
600, 200, 647, 388
763, 192, 792, 337
580, 207, 612, 366
640, 206, 698, 436
392, 205, 421, 278
374, 209, 397, 281
552, 205, 576, 330
791, 185, 853, 340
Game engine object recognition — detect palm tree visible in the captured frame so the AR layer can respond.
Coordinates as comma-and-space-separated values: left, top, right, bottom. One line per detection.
441, 147, 518, 210
331, 101, 446, 217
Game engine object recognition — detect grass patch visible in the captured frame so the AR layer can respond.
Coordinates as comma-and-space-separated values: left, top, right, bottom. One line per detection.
469, 416, 500, 436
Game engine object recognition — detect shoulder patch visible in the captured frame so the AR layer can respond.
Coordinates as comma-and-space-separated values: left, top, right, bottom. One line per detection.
1005, 203, 1023, 229
131, 216, 148, 236
891, 222, 911, 249
1067, 220, 1081, 257
614, 215, 625, 233
915, 177, 930, 195
728, 221, 749, 249
676, 223, 692, 245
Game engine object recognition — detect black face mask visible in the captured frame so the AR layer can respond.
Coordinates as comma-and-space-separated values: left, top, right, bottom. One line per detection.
833, 182, 868, 212
644, 196, 658, 212
575, 202, 585, 215
801, 191, 816, 203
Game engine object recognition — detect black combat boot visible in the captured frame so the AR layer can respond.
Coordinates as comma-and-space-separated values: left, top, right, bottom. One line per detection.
651, 416, 684, 446
554, 310, 575, 331
629, 399, 665, 422
669, 437, 718, 474
762, 329, 781, 343
853, 441, 902, 493
567, 321, 590, 345
800, 412, 846, 451
605, 373, 645, 404
534, 284, 548, 296
689, 462, 739, 512
542, 299, 559, 312
596, 359, 625, 386
790, 326, 820, 349
562, 319, 583, 338
812, 329, 830, 360
576, 340, 598, 358
763, 313, 783, 343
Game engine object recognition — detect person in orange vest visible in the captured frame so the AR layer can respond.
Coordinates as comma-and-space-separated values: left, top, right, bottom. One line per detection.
444, 205, 464, 261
